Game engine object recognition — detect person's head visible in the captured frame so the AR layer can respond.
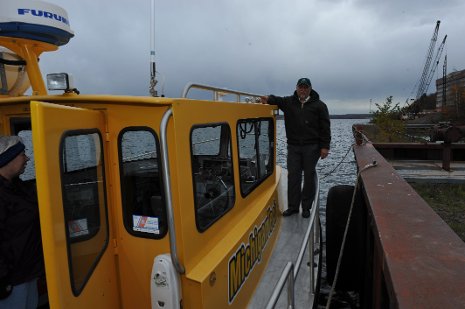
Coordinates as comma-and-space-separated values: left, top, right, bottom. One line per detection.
0, 136, 29, 180
296, 77, 312, 100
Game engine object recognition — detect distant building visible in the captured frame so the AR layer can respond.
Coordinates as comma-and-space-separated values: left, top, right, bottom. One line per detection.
435, 69, 465, 113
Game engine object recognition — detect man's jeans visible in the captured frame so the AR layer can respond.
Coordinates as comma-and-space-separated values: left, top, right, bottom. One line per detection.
0, 278, 39, 309
287, 144, 320, 211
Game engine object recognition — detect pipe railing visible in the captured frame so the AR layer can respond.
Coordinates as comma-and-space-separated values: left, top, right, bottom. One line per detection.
159, 108, 185, 274
181, 82, 262, 102
266, 175, 321, 309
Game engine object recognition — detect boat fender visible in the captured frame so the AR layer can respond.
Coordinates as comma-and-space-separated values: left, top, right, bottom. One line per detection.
150, 254, 182, 309
325, 184, 364, 292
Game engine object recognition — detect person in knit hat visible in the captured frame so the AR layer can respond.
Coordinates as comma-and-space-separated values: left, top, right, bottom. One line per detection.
0, 136, 44, 309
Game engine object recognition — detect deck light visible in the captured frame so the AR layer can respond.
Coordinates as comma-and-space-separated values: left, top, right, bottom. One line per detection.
46, 73, 78, 93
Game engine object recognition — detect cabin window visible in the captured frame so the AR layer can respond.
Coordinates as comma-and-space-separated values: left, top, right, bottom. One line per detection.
237, 118, 274, 196
118, 128, 167, 238
191, 123, 235, 232
60, 130, 109, 296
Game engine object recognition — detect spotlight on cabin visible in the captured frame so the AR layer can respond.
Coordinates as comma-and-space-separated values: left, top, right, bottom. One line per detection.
46, 73, 79, 94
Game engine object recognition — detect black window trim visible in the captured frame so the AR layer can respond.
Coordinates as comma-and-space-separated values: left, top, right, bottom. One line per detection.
59, 128, 110, 297
236, 117, 275, 198
117, 126, 168, 239
190, 122, 236, 232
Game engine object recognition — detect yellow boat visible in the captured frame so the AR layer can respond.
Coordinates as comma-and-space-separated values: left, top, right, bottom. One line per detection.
0, 1, 321, 308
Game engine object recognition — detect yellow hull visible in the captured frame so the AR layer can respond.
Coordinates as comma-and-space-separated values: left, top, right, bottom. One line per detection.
0, 94, 282, 308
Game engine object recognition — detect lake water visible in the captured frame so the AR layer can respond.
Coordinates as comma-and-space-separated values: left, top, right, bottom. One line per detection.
276, 118, 370, 213
276, 118, 370, 308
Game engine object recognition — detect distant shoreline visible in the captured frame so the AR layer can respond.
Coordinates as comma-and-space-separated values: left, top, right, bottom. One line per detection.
330, 114, 372, 119
276, 114, 372, 120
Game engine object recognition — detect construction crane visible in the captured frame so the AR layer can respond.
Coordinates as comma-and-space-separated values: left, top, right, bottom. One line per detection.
423, 35, 447, 95
415, 20, 441, 99
442, 54, 447, 109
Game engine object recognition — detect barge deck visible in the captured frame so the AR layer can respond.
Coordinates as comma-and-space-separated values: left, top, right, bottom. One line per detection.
345, 138, 465, 307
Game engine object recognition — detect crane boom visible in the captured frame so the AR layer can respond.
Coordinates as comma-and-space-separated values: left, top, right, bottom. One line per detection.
416, 20, 440, 99
424, 35, 447, 95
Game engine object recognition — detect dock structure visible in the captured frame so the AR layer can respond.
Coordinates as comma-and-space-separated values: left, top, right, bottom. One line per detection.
373, 142, 465, 182
388, 160, 465, 183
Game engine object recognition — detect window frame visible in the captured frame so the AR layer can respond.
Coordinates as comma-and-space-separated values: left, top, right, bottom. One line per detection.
117, 126, 167, 239
190, 122, 236, 232
59, 129, 110, 296
236, 117, 275, 197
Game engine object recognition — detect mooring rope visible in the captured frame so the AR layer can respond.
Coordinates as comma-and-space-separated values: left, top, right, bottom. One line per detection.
320, 144, 355, 180
325, 160, 378, 309
276, 137, 357, 180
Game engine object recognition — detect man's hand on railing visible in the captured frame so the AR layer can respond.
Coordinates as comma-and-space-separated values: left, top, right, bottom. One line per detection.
260, 96, 269, 104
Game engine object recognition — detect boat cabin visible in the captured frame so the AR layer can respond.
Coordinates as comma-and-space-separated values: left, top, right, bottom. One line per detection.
0, 1, 283, 308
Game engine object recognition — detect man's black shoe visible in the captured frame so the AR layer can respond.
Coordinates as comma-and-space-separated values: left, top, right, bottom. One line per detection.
302, 210, 310, 218
282, 209, 299, 217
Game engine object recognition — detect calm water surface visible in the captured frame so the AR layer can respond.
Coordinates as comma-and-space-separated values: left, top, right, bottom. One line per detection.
277, 118, 369, 307
276, 118, 369, 212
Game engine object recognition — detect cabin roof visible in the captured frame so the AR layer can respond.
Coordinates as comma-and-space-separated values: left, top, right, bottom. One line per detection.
0, 94, 179, 107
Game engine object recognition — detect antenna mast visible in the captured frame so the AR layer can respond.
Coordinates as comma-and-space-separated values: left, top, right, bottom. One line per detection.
149, 0, 158, 97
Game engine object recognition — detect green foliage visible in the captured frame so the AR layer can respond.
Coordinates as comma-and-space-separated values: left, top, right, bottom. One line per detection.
370, 96, 405, 142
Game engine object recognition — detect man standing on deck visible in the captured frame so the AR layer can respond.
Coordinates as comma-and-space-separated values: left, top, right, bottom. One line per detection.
260, 77, 331, 218
0, 136, 44, 309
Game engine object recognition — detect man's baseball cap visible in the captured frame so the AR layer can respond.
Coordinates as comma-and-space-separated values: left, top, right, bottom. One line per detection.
296, 78, 311, 87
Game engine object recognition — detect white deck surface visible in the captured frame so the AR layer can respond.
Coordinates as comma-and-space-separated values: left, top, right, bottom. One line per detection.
248, 209, 319, 308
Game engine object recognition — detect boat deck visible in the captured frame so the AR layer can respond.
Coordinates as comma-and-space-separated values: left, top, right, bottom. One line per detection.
388, 159, 465, 183
248, 207, 317, 308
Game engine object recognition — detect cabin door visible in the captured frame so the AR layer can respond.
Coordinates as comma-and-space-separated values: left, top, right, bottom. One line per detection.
30, 101, 119, 309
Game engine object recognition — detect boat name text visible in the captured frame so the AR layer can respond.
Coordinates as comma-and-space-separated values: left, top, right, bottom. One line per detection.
228, 199, 278, 304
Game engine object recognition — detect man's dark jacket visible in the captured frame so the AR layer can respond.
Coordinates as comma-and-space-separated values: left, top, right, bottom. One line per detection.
268, 89, 331, 149
0, 176, 44, 287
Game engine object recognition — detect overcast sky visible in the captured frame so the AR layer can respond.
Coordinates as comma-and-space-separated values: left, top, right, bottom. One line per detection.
40, 0, 465, 114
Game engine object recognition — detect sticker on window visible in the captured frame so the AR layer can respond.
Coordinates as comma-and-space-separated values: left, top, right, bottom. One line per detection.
133, 215, 160, 234
68, 218, 90, 238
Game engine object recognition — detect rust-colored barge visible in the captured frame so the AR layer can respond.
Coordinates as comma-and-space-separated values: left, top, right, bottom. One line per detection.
327, 127, 465, 308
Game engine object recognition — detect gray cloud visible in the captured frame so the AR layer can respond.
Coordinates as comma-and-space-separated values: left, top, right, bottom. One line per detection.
41, 0, 465, 114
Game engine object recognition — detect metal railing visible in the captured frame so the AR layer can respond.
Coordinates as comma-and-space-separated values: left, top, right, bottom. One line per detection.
181, 82, 262, 102
159, 108, 185, 274
266, 175, 321, 309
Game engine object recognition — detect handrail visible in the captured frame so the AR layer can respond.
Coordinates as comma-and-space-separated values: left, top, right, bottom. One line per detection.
159, 108, 185, 274
266, 175, 321, 308
266, 262, 295, 309
181, 82, 262, 102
